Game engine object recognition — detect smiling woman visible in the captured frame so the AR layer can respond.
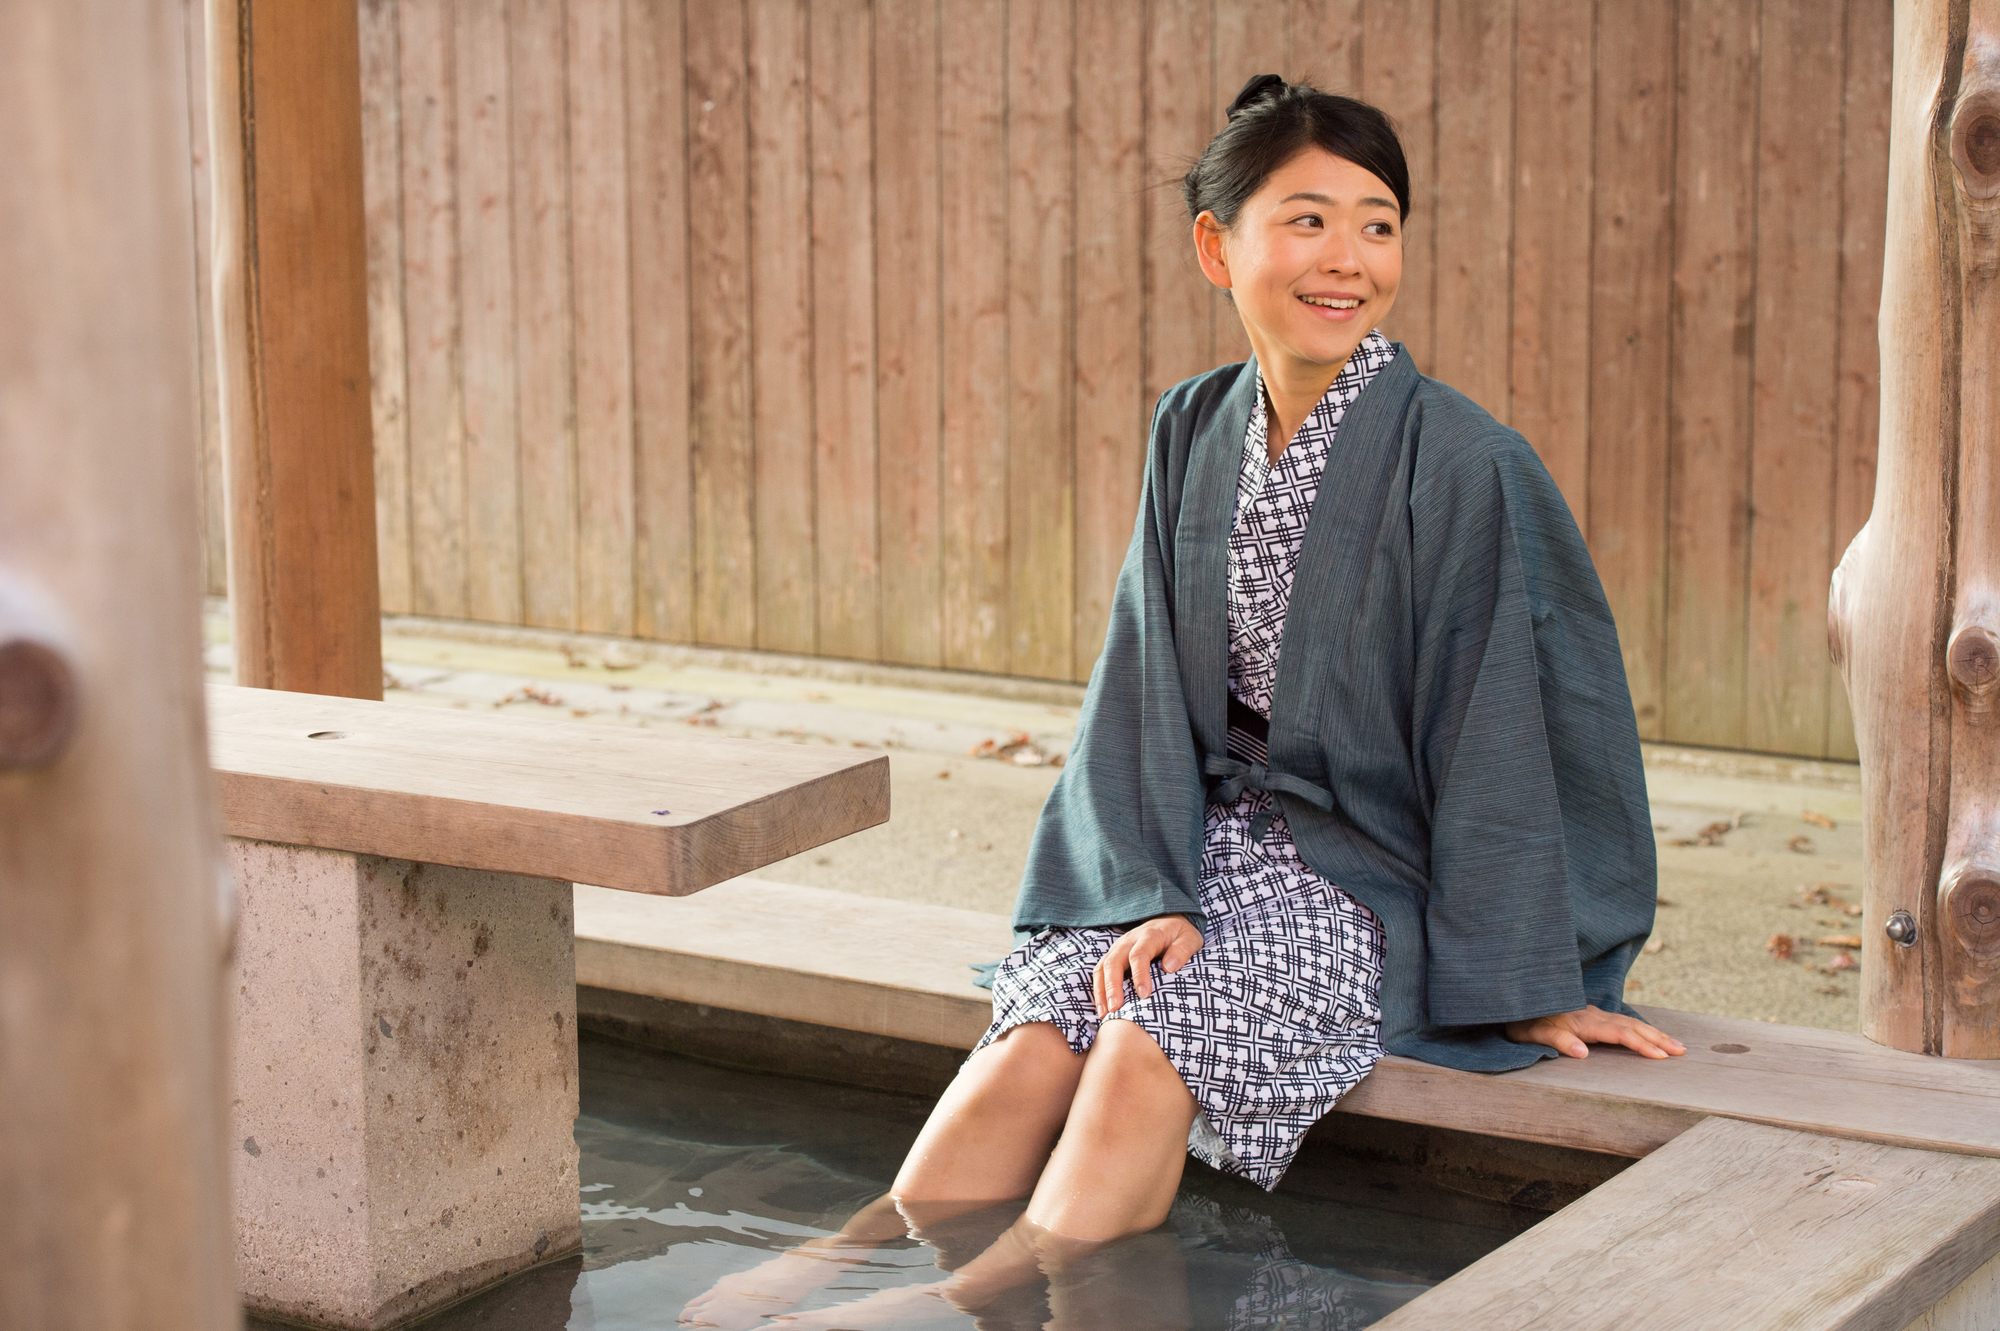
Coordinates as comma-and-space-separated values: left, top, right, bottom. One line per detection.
680, 76, 1676, 1331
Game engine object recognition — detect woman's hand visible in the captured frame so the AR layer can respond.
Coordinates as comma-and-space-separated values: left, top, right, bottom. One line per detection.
1093, 915, 1204, 1018
1504, 1005, 1686, 1059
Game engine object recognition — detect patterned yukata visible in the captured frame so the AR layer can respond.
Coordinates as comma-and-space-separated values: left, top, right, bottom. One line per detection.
977, 331, 1400, 1190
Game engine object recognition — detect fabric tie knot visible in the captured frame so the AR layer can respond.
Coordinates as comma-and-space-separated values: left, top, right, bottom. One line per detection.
1201, 753, 1335, 812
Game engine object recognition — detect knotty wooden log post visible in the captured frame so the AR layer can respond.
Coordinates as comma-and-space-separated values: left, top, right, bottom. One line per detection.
0, 2, 237, 1325
1831, 0, 2000, 1058
207, 0, 383, 699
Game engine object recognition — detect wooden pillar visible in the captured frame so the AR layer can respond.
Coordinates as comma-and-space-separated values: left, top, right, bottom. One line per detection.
1831, 0, 2000, 1058
0, 1, 238, 1325
207, 0, 383, 699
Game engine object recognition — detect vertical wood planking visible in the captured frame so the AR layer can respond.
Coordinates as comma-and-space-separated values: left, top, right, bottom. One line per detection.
1007, 0, 1075, 679
510, 0, 579, 630
1431, 0, 1514, 421
455, 0, 523, 625
399, 0, 467, 619
874, 0, 942, 667
1587, 0, 1678, 740
569, 0, 637, 634
1073, 0, 1147, 682
811, 0, 879, 660
627, 0, 694, 643
184, 0, 226, 597
1509, 0, 1593, 524
1144, 0, 1216, 405
1665, 0, 1760, 749
1746, 0, 1844, 756
360, 0, 414, 616
1826, 0, 1893, 762
1291, 0, 1364, 95
939, 0, 1008, 672
1211, 0, 1289, 370
747, 0, 815, 653
687, 0, 757, 646
1363, 0, 1437, 369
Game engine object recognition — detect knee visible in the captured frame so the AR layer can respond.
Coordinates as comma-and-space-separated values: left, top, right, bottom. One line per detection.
1085, 1019, 1183, 1094
975, 1022, 1085, 1094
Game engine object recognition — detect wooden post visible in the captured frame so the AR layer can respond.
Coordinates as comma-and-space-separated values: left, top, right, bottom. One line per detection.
0, 2, 237, 1325
207, 0, 384, 699
1831, 0, 2000, 1058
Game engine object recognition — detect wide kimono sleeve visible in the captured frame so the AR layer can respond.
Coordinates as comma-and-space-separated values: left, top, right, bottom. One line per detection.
1010, 398, 1211, 937
1407, 422, 1657, 1033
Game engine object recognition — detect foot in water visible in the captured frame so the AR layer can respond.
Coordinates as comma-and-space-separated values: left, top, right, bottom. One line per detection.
770, 1281, 962, 1329
677, 1249, 870, 1329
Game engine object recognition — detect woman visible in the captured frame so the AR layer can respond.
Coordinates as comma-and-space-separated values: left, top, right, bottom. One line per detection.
683, 74, 1681, 1330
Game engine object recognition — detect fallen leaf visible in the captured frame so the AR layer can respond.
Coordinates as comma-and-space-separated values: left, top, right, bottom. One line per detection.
1816, 984, 1845, 996
1625, 979, 1643, 992
1643, 938, 1666, 954
1656, 896, 1678, 907
1675, 819, 1737, 848
1767, 933, 1797, 961
497, 684, 564, 708
1788, 834, 1816, 854
1818, 935, 1863, 949
1844, 904, 1863, 917
1825, 952, 1859, 972
1802, 810, 1836, 830
936, 769, 951, 780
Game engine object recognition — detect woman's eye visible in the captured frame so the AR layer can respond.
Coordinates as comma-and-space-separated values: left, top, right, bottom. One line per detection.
1364, 221, 1395, 236
1291, 214, 1323, 229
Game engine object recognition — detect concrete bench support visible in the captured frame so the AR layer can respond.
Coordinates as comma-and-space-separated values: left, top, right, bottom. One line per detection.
229, 839, 580, 1330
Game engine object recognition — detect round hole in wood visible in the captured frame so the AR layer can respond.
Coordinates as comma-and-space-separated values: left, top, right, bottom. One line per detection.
306, 730, 351, 740
1709, 1043, 1750, 1054
0, 638, 77, 770
1949, 624, 2000, 690
1967, 113, 2000, 177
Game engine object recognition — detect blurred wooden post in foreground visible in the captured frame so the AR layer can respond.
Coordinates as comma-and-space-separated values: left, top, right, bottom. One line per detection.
0, 2, 238, 1326
1831, 0, 2000, 1058
207, 0, 383, 699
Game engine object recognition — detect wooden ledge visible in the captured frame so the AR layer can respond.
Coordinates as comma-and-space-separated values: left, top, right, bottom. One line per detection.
574, 880, 2000, 1164
207, 684, 889, 895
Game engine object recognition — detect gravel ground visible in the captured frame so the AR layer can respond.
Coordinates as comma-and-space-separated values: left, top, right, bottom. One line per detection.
205, 606, 1868, 1033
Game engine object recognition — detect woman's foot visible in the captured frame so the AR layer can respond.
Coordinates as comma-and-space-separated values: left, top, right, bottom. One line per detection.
678, 1248, 868, 1329
770, 1281, 961, 1329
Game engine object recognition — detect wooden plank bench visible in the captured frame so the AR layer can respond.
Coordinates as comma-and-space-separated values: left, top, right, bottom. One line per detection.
208, 685, 887, 1331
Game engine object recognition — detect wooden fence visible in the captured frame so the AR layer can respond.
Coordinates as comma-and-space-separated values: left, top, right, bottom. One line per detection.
187, 0, 1892, 761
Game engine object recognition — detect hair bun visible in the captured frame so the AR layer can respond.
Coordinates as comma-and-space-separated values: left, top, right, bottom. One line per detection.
1227, 73, 1287, 119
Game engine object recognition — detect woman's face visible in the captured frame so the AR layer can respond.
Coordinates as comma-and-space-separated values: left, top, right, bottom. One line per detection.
1193, 148, 1403, 375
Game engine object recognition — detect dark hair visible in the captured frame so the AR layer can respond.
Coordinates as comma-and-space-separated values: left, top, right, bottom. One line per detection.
1183, 74, 1410, 227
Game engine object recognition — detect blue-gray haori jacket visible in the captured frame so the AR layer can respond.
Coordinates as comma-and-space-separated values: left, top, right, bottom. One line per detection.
1011, 347, 1657, 1074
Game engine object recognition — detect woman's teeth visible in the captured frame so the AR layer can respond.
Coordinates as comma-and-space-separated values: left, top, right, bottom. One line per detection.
1300, 295, 1360, 309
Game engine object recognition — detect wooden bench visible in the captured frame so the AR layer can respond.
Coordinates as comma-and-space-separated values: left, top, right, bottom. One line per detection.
208, 684, 887, 1330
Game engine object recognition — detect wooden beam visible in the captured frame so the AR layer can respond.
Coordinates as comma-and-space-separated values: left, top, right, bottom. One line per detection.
207, 0, 384, 698
0, 1, 236, 1322
1830, 0, 2000, 1056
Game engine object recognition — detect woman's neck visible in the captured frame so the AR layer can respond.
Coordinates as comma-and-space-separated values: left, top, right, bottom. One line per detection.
1254, 341, 1362, 464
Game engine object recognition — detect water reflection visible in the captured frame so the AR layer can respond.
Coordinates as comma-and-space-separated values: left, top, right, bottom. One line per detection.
252, 1035, 1530, 1331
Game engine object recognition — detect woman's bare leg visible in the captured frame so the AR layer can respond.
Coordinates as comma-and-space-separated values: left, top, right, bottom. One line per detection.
680, 1023, 1083, 1327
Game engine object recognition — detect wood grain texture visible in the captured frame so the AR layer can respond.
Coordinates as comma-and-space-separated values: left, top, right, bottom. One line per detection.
873, 0, 943, 668
687, 0, 757, 647
1587, 0, 1676, 741
399, 0, 467, 621
1211, 0, 1288, 370
207, 684, 889, 897
1072, 0, 1146, 683
1143, 0, 1214, 405
1006, 0, 1074, 680
210, 0, 384, 698
939, 0, 1008, 673
1290, 0, 1362, 95
1431, 0, 1514, 421
810, 0, 880, 661
628, 0, 694, 645
1509, 0, 1592, 526
1363, 0, 1436, 369
3, 2, 237, 1317
359, 0, 415, 617
183, 0, 226, 599
570, 0, 637, 636
455, 0, 523, 626
510, 0, 579, 631
747, 0, 816, 654
1373, 1117, 2000, 1331
1826, 0, 1894, 765
1665, 0, 1760, 749
1905, 1252, 2000, 1331
1747, 0, 1846, 758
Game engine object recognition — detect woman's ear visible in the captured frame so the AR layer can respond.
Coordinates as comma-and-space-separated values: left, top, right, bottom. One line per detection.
1192, 211, 1232, 290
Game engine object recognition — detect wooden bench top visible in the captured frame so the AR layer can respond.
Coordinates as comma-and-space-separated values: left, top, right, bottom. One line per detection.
1375, 1116, 2000, 1330
572, 879, 2000, 1163
208, 684, 889, 895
